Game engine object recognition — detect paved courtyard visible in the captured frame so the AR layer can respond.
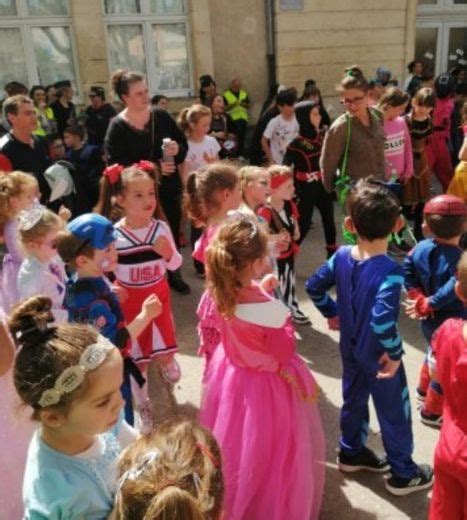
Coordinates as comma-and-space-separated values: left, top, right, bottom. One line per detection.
171, 215, 438, 520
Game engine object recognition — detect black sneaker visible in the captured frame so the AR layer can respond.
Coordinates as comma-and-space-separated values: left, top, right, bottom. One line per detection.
292, 310, 311, 325
169, 277, 191, 295
168, 271, 191, 295
420, 410, 443, 427
385, 463, 434, 496
388, 242, 406, 257
338, 446, 390, 473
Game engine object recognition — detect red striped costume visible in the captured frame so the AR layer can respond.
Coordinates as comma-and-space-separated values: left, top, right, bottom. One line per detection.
114, 218, 182, 363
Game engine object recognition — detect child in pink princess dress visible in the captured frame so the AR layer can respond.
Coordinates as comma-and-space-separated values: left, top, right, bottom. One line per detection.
184, 161, 242, 276
199, 215, 325, 520
0, 304, 35, 518
185, 163, 242, 367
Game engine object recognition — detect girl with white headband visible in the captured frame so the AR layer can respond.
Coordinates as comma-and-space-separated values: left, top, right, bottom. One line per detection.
17, 205, 67, 322
8, 296, 137, 520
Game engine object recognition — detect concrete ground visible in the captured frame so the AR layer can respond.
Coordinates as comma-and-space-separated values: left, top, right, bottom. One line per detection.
171, 214, 438, 520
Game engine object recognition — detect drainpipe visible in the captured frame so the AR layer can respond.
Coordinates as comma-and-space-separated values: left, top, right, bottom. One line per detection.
265, 0, 277, 88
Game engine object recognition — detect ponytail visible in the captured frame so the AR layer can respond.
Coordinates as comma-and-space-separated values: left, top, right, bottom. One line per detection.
183, 163, 239, 226
185, 171, 205, 223
94, 173, 119, 221
205, 242, 240, 318
143, 487, 204, 520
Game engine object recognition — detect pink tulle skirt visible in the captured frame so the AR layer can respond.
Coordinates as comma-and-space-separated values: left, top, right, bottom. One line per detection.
0, 371, 36, 518
200, 345, 325, 520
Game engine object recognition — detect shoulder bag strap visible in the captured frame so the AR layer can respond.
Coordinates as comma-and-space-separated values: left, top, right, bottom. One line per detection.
149, 109, 156, 162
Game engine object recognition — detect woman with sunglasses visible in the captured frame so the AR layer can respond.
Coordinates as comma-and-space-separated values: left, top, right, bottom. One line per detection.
320, 72, 386, 195
84, 86, 116, 147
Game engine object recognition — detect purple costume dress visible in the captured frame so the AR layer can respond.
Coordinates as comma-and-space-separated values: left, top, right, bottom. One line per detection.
1, 219, 23, 312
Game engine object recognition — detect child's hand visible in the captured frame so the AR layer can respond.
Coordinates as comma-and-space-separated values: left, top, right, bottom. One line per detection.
376, 352, 401, 379
327, 316, 340, 331
403, 298, 422, 320
202, 152, 218, 164
113, 285, 128, 304
142, 293, 163, 319
160, 160, 176, 175
153, 236, 173, 261
275, 230, 291, 253
260, 273, 278, 293
58, 205, 72, 222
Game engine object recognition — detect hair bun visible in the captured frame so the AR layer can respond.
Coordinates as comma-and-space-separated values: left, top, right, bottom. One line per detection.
9, 296, 56, 347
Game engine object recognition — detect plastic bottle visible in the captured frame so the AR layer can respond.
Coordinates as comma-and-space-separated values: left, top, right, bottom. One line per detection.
162, 138, 174, 165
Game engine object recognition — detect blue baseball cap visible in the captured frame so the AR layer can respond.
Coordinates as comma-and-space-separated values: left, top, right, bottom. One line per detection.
67, 213, 117, 250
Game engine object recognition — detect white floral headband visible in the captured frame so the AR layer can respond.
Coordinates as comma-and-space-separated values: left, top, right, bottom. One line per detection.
38, 335, 115, 408
18, 200, 45, 231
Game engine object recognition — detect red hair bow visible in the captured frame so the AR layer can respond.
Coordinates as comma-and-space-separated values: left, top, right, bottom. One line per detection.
103, 163, 124, 184
134, 160, 154, 173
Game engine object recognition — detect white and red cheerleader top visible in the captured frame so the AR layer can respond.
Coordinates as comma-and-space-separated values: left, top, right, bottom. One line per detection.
114, 218, 182, 289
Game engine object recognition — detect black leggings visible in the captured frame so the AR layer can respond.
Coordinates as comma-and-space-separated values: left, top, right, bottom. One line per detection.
402, 203, 424, 242
296, 181, 336, 246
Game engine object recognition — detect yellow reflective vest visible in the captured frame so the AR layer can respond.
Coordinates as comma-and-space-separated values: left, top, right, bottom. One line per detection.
223, 89, 249, 122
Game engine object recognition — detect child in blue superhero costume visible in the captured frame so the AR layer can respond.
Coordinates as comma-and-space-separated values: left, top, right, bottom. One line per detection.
306, 179, 434, 496
403, 194, 467, 427
57, 213, 161, 426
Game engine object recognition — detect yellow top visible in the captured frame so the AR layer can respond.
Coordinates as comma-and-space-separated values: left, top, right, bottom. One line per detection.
447, 161, 467, 203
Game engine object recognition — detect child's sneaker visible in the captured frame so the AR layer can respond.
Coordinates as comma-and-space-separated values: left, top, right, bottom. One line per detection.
420, 409, 443, 427
292, 309, 311, 325
385, 464, 434, 496
337, 446, 390, 473
161, 358, 182, 384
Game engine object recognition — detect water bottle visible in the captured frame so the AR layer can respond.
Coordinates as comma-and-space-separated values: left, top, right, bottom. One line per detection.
162, 138, 174, 166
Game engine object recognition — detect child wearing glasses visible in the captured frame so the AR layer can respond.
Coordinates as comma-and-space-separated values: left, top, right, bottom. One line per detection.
17, 205, 68, 322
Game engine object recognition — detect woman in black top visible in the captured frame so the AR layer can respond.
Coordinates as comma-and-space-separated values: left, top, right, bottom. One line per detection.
104, 69, 190, 294
50, 80, 76, 137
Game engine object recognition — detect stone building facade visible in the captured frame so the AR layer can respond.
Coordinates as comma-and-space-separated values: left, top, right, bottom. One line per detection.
0, 1, 465, 119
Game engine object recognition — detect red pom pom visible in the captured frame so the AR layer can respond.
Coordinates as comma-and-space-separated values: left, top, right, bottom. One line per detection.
103, 163, 124, 184
134, 160, 154, 173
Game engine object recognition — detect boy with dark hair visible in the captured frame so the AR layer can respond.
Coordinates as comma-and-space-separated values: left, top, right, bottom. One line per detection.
261, 89, 298, 165
307, 178, 434, 496
404, 194, 467, 426
64, 124, 104, 213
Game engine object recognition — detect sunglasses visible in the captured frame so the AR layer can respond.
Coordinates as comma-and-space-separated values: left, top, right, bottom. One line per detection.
38, 239, 58, 249
340, 96, 365, 106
